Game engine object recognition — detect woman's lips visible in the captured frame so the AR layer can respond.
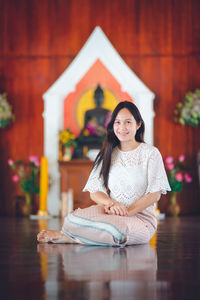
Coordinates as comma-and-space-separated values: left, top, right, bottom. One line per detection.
118, 132, 128, 136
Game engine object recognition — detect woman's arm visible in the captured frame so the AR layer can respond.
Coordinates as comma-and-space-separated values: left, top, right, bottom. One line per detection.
90, 191, 114, 207
128, 191, 161, 216
90, 192, 128, 216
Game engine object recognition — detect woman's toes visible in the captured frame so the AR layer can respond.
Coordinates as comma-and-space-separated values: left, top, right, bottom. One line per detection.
37, 231, 48, 242
37, 232, 43, 242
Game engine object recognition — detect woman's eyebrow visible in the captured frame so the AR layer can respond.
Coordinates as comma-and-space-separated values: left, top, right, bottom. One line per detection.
115, 118, 132, 121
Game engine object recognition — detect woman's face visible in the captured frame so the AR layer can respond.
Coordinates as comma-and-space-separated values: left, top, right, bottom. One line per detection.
113, 108, 140, 143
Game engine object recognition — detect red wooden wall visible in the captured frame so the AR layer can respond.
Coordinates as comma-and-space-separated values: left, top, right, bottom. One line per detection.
0, 0, 200, 215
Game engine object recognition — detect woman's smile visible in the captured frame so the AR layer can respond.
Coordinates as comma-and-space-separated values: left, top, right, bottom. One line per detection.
118, 131, 129, 136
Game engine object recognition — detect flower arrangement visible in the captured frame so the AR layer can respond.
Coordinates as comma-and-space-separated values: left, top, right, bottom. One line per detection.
8, 156, 40, 204
164, 154, 192, 192
59, 128, 77, 160
83, 118, 107, 137
83, 112, 112, 138
0, 93, 15, 128
174, 89, 200, 127
59, 128, 77, 148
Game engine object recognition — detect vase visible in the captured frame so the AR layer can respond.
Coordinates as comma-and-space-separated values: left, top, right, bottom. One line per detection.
21, 192, 32, 216
168, 192, 180, 217
63, 146, 74, 161
16, 193, 32, 217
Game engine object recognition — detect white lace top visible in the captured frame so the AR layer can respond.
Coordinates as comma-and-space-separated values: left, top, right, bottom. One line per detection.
83, 143, 171, 228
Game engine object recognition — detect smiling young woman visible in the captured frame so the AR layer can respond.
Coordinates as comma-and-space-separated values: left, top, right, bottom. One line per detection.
113, 107, 142, 151
37, 101, 171, 246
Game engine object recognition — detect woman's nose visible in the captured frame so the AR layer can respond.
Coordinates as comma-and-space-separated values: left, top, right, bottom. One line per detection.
119, 123, 127, 130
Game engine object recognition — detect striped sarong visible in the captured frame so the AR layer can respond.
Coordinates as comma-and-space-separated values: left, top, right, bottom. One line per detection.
62, 205, 156, 247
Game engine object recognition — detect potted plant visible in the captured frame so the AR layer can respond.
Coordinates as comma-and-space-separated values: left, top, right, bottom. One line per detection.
8, 156, 40, 216
174, 88, 200, 185
164, 155, 192, 216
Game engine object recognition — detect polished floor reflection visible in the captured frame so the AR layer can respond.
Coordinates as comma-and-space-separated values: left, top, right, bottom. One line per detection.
0, 216, 200, 300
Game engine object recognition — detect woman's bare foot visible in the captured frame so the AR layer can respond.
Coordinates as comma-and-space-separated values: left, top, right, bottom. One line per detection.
37, 230, 76, 244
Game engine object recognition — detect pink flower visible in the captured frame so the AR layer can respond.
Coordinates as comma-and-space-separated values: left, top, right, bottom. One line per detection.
179, 154, 185, 162
86, 123, 98, 135
165, 163, 174, 170
165, 156, 174, 164
29, 155, 40, 166
34, 159, 40, 167
104, 112, 112, 127
8, 158, 14, 166
175, 173, 184, 182
12, 174, 19, 183
185, 173, 192, 183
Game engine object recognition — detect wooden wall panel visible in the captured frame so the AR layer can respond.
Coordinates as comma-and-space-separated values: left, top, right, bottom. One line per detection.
1, 0, 198, 57
0, 0, 200, 215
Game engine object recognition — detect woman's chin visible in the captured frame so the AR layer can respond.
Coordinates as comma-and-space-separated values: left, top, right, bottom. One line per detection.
117, 136, 129, 142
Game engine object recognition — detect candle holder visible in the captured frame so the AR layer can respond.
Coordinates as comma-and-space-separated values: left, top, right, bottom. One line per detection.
30, 210, 51, 220
37, 209, 49, 216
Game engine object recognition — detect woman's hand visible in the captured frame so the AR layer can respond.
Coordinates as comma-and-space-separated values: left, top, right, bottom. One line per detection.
104, 202, 128, 216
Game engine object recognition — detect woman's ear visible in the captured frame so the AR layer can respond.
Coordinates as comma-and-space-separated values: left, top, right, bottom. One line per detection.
137, 121, 142, 130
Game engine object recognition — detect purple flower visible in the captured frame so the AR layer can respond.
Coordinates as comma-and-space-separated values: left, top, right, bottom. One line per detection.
86, 122, 98, 135
104, 112, 112, 127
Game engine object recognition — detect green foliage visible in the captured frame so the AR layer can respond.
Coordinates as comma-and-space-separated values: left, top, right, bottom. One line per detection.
20, 169, 40, 194
174, 89, 200, 127
168, 175, 183, 193
0, 93, 15, 128
8, 157, 40, 196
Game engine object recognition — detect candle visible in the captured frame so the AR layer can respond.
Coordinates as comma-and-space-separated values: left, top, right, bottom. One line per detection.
61, 192, 68, 218
38, 156, 48, 215
68, 189, 74, 213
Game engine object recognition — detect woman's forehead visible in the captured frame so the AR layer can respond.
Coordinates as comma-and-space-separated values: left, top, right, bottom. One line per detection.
115, 108, 134, 119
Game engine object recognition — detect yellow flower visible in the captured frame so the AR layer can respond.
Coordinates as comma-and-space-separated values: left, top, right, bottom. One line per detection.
59, 128, 77, 147
59, 131, 71, 143
65, 131, 70, 141
83, 129, 90, 136
59, 132, 66, 143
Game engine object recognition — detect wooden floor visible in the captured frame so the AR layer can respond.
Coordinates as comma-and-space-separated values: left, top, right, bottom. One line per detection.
0, 216, 200, 300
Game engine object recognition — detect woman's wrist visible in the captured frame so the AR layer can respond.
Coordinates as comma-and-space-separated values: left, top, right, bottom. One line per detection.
105, 198, 116, 207
127, 204, 136, 216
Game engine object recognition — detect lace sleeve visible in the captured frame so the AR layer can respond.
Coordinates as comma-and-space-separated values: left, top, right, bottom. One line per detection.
145, 148, 171, 195
82, 163, 108, 195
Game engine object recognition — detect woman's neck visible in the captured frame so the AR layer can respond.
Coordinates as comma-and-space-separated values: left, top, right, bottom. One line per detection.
119, 141, 141, 152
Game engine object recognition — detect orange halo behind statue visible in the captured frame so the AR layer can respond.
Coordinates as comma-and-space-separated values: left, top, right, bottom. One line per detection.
63, 59, 133, 136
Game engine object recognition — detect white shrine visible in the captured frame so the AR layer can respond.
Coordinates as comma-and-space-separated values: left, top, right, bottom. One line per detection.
43, 26, 155, 216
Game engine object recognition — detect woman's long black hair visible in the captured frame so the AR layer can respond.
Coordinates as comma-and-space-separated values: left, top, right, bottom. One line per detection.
93, 101, 145, 189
